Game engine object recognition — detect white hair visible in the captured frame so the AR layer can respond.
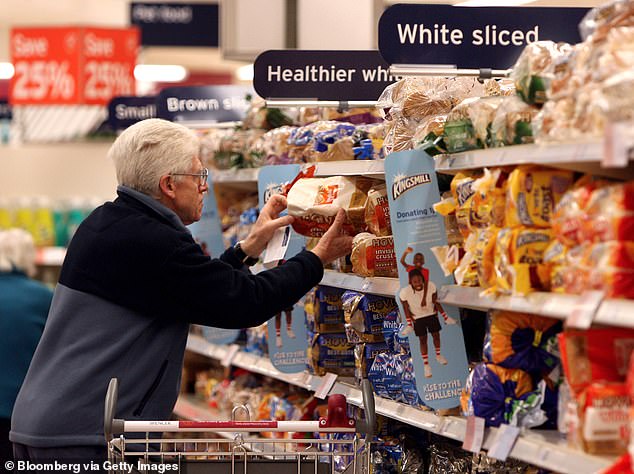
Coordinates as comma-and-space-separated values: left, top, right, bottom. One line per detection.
108, 118, 201, 197
0, 228, 37, 277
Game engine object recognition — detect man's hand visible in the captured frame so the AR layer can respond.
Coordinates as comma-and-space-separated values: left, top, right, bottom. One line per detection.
310, 209, 353, 265
241, 195, 294, 258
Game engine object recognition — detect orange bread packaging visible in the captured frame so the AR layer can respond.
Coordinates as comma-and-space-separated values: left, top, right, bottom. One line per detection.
583, 181, 634, 243
365, 184, 392, 237
287, 175, 377, 237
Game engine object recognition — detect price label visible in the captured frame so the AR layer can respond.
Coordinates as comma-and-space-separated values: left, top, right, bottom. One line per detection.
462, 416, 485, 453
567, 290, 604, 329
314, 372, 338, 399
603, 121, 634, 168
487, 424, 520, 461
221, 344, 240, 368
12, 60, 77, 102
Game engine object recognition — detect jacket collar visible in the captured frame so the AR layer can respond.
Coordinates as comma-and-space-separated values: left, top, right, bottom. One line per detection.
116, 185, 190, 233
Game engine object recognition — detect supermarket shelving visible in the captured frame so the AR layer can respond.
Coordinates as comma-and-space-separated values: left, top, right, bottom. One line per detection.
183, 334, 615, 474
438, 285, 634, 329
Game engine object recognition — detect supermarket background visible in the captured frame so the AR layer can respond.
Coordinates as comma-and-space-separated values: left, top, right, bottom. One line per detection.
2, 0, 634, 473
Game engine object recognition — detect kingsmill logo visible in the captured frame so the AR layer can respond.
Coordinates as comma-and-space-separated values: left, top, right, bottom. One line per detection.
392, 173, 431, 200
264, 182, 286, 203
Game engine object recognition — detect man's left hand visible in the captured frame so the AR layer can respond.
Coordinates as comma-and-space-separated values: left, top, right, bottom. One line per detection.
240, 195, 295, 258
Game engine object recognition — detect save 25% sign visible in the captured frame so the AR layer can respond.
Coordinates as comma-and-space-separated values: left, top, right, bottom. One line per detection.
84, 60, 134, 102
12, 60, 76, 101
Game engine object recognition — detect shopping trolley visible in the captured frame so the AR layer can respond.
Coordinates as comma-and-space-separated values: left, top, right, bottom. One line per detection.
104, 378, 376, 474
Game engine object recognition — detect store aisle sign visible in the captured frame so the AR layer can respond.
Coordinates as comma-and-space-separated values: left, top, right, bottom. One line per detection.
108, 96, 157, 130
379, 4, 588, 69
130, 2, 219, 47
157, 85, 253, 123
385, 150, 469, 410
253, 50, 398, 101
0, 101, 12, 120
9, 27, 138, 105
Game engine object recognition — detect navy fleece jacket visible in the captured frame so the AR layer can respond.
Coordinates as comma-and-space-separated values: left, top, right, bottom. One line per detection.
11, 186, 323, 447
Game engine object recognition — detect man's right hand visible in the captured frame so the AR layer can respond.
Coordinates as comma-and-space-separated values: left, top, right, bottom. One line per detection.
310, 209, 353, 265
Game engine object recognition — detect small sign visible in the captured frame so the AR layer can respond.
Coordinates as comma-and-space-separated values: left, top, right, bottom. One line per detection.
314, 373, 338, 400
603, 121, 634, 168
567, 290, 604, 329
463, 416, 486, 453
379, 4, 587, 69
0, 101, 12, 120
130, 2, 219, 47
108, 96, 157, 130
156, 85, 252, 123
221, 344, 240, 368
254, 50, 397, 101
487, 424, 521, 461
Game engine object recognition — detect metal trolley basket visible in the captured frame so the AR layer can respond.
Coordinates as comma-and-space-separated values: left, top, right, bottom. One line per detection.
104, 378, 376, 474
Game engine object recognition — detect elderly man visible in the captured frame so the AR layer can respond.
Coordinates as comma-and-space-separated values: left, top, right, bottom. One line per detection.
10, 119, 352, 465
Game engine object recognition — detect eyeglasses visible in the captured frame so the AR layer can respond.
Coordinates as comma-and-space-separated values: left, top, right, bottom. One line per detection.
170, 168, 209, 187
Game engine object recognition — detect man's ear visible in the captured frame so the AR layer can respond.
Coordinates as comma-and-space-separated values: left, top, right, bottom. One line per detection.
158, 175, 176, 199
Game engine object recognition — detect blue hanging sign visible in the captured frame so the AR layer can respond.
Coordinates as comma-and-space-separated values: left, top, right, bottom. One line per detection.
0, 100, 12, 120
385, 150, 469, 410
107, 96, 157, 130
157, 85, 253, 123
254, 50, 398, 101
379, 4, 588, 69
258, 164, 311, 374
130, 2, 219, 47
189, 171, 238, 345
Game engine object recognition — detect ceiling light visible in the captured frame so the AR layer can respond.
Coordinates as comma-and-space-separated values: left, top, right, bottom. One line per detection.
454, 0, 536, 6
0, 62, 15, 80
134, 64, 188, 82
236, 64, 254, 81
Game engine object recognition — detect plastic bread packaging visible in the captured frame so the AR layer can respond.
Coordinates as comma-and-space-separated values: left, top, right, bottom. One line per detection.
473, 226, 500, 291
377, 77, 457, 122
484, 310, 562, 376
341, 291, 397, 342
411, 114, 447, 156
311, 122, 357, 162
577, 383, 629, 455
546, 42, 592, 101
350, 233, 398, 278
444, 96, 504, 153
583, 180, 634, 242
308, 332, 355, 376
252, 126, 297, 166
579, 0, 634, 42
460, 362, 537, 427
304, 286, 346, 334
286, 175, 378, 237
543, 239, 568, 293
505, 166, 574, 228
322, 107, 383, 125
470, 167, 509, 229
490, 96, 538, 147
493, 227, 553, 295
581, 241, 634, 299
354, 341, 390, 383
532, 96, 576, 143
558, 328, 634, 398
449, 171, 482, 238
430, 244, 461, 277
364, 183, 392, 236
483, 78, 516, 97
511, 40, 573, 106
552, 175, 613, 246
454, 233, 479, 287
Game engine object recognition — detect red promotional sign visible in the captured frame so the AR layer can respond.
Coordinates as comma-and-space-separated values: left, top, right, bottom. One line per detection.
10, 27, 139, 105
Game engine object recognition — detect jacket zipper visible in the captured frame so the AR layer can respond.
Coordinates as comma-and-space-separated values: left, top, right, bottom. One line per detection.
133, 360, 168, 416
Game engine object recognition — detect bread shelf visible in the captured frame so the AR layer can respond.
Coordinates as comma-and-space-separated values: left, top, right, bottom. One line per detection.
438, 285, 634, 328
435, 140, 634, 180
185, 335, 614, 473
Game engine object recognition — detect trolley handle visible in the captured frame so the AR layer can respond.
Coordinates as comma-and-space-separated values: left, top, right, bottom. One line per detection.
356, 379, 376, 438
104, 378, 124, 442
